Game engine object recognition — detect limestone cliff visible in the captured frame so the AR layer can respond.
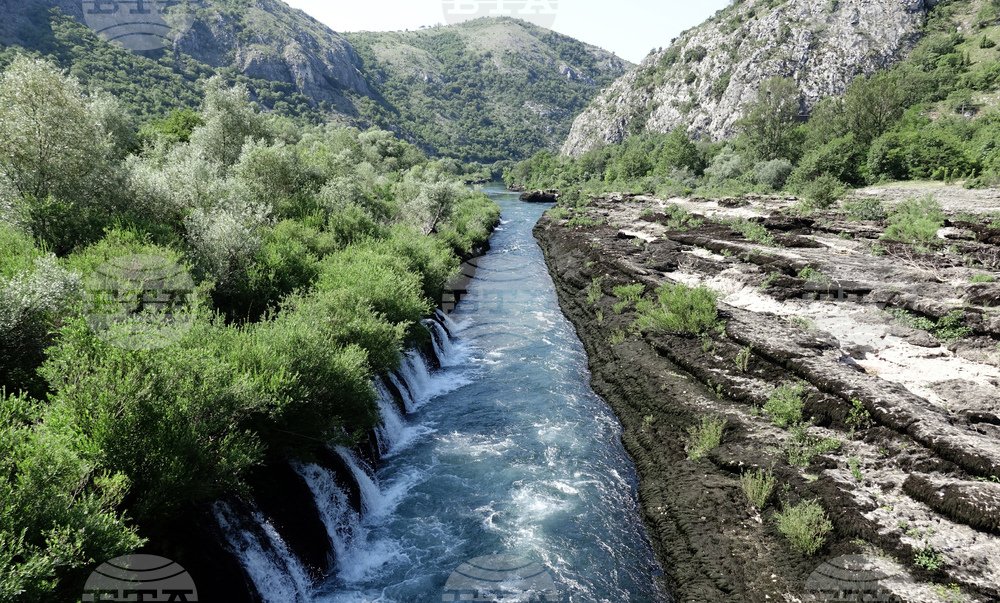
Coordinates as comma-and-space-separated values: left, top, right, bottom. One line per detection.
562, 0, 936, 156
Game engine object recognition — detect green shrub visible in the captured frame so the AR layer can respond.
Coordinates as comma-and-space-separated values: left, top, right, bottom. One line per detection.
0, 390, 143, 602
722, 218, 776, 246
612, 283, 645, 314
634, 282, 720, 335
846, 398, 873, 431
882, 197, 945, 246
687, 416, 726, 460
786, 424, 842, 467
843, 198, 888, 222
776, 499, 833, 555
740, 467, 776, 509
972, 273, 996, 283
764, 383, 805, 427
40, 319, 274, 520
800, 174, 846, 209
317, 244, 432, 329
789, 134, 864, 187
914, 546, 945, 571
0, 225, 80, 396
867, 128, 975, 183
752, 159, 794, 190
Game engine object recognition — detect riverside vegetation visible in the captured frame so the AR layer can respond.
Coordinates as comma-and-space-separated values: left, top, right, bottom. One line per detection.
0, 56, 498, 601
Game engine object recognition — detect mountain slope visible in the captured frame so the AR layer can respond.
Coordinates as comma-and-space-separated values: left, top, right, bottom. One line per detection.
563, 0, 933, 156
348, 18, 632, 162
0, 0, 370, 116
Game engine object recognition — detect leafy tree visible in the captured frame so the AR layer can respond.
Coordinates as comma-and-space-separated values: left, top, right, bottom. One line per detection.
141, 108, 205, 145
0, 57, 118, 252
190, 78, 272, 168
1, 390, 143, 602
738, 77, 803, 161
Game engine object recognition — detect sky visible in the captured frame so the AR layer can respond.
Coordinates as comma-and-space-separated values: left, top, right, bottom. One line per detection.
281, 0, 731, 64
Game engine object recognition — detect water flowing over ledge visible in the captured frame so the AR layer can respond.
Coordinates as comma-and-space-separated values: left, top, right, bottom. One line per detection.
210, 187, 664, 602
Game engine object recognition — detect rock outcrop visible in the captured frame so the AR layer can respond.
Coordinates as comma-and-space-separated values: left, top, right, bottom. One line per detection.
175, 0, 372, 111
562, 0, 936, 156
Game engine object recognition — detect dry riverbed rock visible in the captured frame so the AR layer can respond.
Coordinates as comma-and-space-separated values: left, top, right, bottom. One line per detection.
535, 191, 1000, 602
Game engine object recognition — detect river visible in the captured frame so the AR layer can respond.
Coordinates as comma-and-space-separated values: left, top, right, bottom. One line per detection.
310, 183, 664, 601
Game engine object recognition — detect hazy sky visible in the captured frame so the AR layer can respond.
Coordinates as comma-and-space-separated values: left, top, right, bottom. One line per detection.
282, 0, 731, 64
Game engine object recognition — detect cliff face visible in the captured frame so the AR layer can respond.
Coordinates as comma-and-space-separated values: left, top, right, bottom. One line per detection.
0, 0, 371, 113
174, 0, 371, 111
562, 0, 936, 156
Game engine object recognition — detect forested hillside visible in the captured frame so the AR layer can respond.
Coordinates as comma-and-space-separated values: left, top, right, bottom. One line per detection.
0, 55, 498, 600
349, 18, 631, 162
0, 3, 628, 164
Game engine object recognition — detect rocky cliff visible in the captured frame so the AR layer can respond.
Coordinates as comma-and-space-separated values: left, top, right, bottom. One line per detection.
0, 0, 371, 114
562, 0, 935, 156
175, 0, 371, 111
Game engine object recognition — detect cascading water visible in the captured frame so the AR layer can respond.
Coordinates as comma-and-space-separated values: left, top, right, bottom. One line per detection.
316, 184, 664, 601
424, 316, 464, 367
213, 502, 313, 603
218, 184, 665, 602
373, 380, 405, 454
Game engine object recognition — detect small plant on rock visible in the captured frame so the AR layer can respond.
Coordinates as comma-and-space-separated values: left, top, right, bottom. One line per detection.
612, 283, 645, 314
882, 196, 944, 247
734, 345, 753, 373
740, 467, 776, 509
634, 282, 720, 336
846, 398, 873, 431
586, 275, 604, 306
776, 499, 833, 556
687, 415, 726, 461
848, 456, 863, 481
765, 383, 805, 428
914, 545, 944, 572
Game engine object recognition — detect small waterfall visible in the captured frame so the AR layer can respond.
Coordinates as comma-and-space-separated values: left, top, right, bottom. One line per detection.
214, 313, 466, 595
335, 446, 389, 518
292, 462, 363, 568
436, 308, 462, 334
387, 372, 417, 413
213, 502, 313, 603
396, 351, 435, 410
295, 458, 407, 584
374, 380, 406, 454
424, 318, 463, 367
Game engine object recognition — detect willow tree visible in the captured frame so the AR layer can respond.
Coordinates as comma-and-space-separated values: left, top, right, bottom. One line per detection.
0, 57, 118, 252
738, 76, 803, 162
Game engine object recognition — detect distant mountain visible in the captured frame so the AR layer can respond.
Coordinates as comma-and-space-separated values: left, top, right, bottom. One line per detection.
0, 3, 629, 162
348, 18, 632, 162
562, 0, 934, 156
0, 0, 370, 117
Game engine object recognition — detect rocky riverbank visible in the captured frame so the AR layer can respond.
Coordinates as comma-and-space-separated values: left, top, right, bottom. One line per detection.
534, 192, 1000, 602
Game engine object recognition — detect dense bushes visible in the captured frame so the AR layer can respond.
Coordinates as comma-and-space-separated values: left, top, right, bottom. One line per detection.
0, 57, 499, 596
0, 390, 143, 603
